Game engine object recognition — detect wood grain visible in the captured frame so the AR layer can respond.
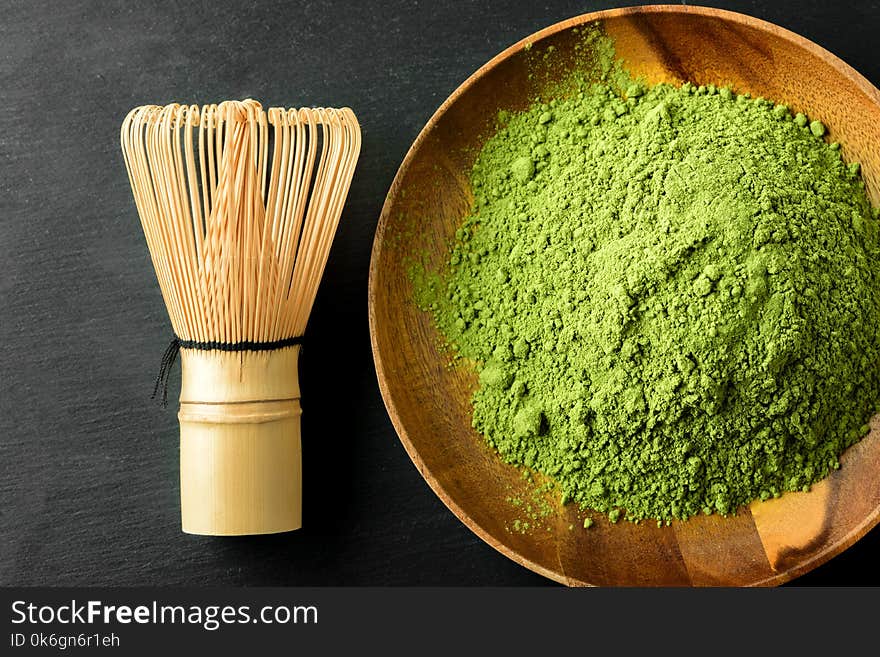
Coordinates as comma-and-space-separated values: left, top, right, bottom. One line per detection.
368, 5, 880, 586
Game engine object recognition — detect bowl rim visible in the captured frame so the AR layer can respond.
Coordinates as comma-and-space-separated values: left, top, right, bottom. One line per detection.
367, 3, 880, 586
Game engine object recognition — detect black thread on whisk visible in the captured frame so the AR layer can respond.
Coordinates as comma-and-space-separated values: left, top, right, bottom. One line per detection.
151, 336, 305, 408
151, 338, 182, 407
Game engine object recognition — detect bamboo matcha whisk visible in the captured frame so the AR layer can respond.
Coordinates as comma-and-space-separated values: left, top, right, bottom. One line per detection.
120, 99, 361, 535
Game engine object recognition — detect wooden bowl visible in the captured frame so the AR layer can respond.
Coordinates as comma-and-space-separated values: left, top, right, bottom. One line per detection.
368, 5, 880, 586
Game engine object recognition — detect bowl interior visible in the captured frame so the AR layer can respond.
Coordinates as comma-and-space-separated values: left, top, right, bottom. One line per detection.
369, 5, 880, 586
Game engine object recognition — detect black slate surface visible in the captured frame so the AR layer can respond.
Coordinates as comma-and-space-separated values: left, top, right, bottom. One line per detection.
2, 0, 880, 586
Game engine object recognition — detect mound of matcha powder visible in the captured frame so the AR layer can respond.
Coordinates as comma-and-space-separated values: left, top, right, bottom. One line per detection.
414, 67, 880, 524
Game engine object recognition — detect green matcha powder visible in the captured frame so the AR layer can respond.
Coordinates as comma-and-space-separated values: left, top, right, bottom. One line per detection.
413, 43, 880, 525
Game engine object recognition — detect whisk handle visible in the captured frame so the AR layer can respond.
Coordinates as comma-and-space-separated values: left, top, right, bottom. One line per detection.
177, 346, 303, 535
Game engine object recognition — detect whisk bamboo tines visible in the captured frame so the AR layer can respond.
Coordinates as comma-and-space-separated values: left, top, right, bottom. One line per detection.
121, 99, 361, 535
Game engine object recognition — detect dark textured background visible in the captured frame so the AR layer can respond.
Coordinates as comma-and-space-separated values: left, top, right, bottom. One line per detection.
2, 0, 879, 586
